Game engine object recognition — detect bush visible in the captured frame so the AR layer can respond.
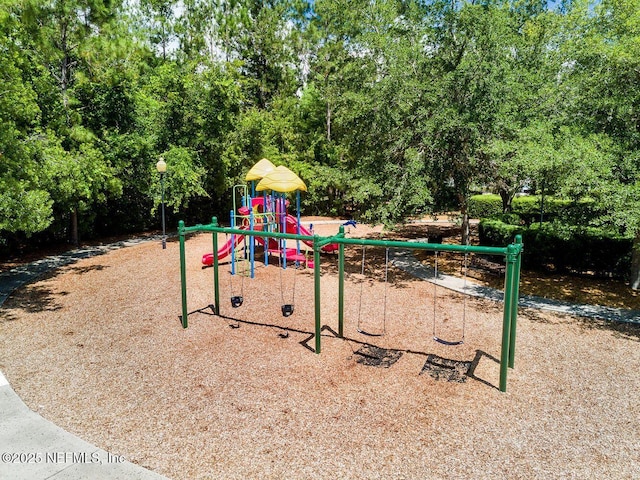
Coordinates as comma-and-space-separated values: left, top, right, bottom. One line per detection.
479, 219, 632, 277
478, 218, 525, 246
511, 196, 577, 226
468, 194, 503, 219
471, 194, 601, 227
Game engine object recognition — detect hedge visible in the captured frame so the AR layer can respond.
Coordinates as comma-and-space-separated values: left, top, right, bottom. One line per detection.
468, 194, 503, 219
479, 219, 633, 277
469, 195, 600, 227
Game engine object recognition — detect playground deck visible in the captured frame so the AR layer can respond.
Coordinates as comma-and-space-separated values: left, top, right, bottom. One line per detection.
0, 222, 638, 480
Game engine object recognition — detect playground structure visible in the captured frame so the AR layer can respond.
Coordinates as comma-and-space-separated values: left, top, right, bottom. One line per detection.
201, 159, 338, 275
179, 214, 524, 392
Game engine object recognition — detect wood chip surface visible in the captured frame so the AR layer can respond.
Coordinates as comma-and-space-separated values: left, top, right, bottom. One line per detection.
1, 222, 639, 479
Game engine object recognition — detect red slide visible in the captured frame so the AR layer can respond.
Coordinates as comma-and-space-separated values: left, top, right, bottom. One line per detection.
202, 217, 338, 266
201, 227, 248, 266
284, 215, 339, 253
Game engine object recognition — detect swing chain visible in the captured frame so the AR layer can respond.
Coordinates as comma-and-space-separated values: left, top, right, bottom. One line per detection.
357, 246, 388, 336
229, 233, 245, 308
278, 242, 296, 317
432, 250, 467, 346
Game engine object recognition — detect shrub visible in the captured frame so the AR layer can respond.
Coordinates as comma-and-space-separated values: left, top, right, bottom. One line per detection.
511, 196, 575, 226
472, 194, 599, 227
479, 219, 632, 277
478, 219, 525, 246
468, 194, 503, 218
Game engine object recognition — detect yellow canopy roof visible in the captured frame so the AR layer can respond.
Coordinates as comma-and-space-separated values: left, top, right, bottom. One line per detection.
256, 166, 307, 193
245, 158, 276, 181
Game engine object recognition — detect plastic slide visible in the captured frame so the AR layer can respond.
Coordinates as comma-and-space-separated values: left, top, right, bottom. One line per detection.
284, 215, 339, 253
202, 216, 338, 266
201, 227, 248, 266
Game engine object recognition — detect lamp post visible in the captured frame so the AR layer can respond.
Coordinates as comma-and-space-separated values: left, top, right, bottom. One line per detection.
156, 157, 167, 249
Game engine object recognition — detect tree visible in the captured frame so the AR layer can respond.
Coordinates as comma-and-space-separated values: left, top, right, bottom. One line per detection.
19, 0, 123, 244
557, 0, 640, 287
0, 1, 53, 237
230, 0, 305, 109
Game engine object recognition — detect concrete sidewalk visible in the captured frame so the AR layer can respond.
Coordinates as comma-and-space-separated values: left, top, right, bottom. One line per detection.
0, 237, 170, 480
0, 372, 169, 480
390, 246, 640, 324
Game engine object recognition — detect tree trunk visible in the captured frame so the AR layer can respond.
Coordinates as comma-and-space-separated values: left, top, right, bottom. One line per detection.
499, 189, 513, 213
326, 102, 331, 142
630, 232, 640, 290
458, 192, 470, 246
461, 211, 470, 246
70, 207, 79, 246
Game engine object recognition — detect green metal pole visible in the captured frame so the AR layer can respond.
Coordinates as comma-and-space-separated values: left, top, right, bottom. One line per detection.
179, 220, 188, 328
317, 235, 508, 256
508, 235, 523, 368
212, 217, 220, 316
499, 244, 517, 392
338, 226, 345, 338
314, 236, 322, 354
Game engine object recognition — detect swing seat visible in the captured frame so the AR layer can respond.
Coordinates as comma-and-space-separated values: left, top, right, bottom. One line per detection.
433, 336, 464, 346
281, 304, 294, 317
357, 328, 384, 337
230, 296, 244, 308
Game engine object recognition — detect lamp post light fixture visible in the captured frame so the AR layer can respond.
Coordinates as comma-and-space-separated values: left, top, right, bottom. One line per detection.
156, 157, 167, 249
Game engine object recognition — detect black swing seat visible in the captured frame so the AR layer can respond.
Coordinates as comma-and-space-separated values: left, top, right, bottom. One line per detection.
433, 336, 464, 346
357, 329, 384, 337
230, 296, 244, 308
281, 304, 294, 317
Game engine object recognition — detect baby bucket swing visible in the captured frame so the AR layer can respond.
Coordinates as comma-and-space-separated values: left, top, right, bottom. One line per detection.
431, 250, 467, 346
278, 240, 298, 317
229, 233, 246, 308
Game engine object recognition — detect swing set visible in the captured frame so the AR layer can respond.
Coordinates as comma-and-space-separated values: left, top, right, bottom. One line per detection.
178, 219, 523, 392
354, 247, 471, 345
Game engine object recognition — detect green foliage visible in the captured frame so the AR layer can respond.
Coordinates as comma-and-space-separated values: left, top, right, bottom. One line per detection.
478, 219, 525, 246
479, 219, 633, 277
151, 146, 207, 214
0, 180, 53, 235
0, 0, 639, 281
468, 195, 504, 219
470, 194, 602, 226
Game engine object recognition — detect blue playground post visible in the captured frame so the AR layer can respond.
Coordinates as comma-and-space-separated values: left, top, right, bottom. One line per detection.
280, 195, 287, 269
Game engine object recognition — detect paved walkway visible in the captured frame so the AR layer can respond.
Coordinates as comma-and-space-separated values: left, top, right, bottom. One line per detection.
0, 234, 638, 480
0, 236, 170, 480
390, 245, 640, 324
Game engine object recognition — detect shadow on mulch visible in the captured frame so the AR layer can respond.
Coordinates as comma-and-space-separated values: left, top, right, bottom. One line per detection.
521, 309, 640, 341
354, 345, 403, 368
576, 316, 640, 342
0, 285, 68, 323
0, 262, 110, 324
185, 306, 501, 388
66, 264, 109, 275
420, 354, 471, 382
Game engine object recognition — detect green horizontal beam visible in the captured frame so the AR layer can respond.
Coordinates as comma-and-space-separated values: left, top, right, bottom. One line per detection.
181, 221, 522, 257
180, 224, 315, 244
324, 236, 511, 256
